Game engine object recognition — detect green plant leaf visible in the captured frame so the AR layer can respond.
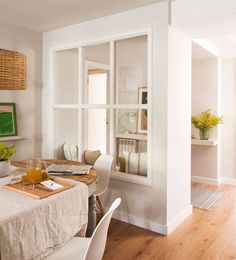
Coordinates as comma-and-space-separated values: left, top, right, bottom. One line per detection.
0, 143, 16, 161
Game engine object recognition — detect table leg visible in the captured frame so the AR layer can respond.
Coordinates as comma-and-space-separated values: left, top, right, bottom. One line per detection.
86, 193, 97, 237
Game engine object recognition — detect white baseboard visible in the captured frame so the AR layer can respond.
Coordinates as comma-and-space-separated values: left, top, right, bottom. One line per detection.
192, 175, 236, 186
166, 205, 193, 234
220, 177, 236, 185
112, 210, 167, 235
112, 205, 192, 235
191, 175, 220, 185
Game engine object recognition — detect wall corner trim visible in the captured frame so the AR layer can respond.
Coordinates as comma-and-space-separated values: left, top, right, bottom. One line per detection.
166, 205, 193, 235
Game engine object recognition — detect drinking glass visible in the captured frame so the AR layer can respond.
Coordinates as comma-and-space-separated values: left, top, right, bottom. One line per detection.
26, 159, 47, 188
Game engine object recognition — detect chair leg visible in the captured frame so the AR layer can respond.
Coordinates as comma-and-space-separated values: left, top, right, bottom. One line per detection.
96, 196, 105, 216
96, 197, 111, 233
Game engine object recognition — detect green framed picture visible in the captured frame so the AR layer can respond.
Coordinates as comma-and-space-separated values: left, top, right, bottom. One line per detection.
0, 103, 18, 137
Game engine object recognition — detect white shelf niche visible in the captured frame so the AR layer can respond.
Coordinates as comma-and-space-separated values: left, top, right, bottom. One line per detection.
0, 136, 29, 142
116, 133, 147, 141
191, 139, 217, 146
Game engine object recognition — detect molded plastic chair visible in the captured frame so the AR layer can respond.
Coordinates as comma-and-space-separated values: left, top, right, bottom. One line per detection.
63, 143, 78, 161
93, 154, 113, 216
45, 198, 121, 260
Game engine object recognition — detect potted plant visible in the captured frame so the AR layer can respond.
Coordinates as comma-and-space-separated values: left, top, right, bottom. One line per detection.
0, 143, 16, 177
192, 110, 223, 140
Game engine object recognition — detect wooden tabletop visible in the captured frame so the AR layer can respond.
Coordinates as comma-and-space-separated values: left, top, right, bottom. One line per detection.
12, 159, 98, 186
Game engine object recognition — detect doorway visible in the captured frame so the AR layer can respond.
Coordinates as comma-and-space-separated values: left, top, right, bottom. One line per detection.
86, 66, 109, 154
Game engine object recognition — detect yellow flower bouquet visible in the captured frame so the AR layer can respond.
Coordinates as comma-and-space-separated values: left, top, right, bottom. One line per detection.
191, 110, 223, 140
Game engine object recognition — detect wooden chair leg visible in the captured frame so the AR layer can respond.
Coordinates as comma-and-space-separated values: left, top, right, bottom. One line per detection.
96, 196, 105, 216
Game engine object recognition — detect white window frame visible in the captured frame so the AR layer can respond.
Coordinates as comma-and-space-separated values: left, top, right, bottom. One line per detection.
46, 28, 153, 186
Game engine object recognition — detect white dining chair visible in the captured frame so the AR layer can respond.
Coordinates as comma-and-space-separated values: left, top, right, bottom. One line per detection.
93, 154, 114, 216
45, 198, 121, 260
63, 143, 78, 161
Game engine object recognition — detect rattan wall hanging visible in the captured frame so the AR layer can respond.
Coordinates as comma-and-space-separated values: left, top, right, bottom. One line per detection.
0, 49, 27, 90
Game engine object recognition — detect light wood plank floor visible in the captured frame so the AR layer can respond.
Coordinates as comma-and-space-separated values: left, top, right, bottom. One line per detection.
103, 183, 236, 260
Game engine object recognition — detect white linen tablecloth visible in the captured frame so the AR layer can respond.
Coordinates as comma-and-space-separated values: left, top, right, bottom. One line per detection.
0, 175, 88, 260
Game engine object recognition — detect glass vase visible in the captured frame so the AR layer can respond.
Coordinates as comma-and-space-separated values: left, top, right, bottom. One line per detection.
199, 129, 209, 140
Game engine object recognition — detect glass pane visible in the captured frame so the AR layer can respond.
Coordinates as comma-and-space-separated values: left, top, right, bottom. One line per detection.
84, 43, 110, 104
115, 109, 147, 176
54, 109, 78, 159
85, 109, 108, 154
117, 109, 138, 135
115, 35, 147, 104
55, 48, 78, 104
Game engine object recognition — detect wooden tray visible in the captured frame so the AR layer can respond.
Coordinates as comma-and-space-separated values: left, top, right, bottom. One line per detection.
4, 179, 74, 199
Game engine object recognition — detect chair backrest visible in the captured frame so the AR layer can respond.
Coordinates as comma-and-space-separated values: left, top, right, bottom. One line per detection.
93, 154, 113, 196
63, 143, 78, 161
84, 198, 121, 260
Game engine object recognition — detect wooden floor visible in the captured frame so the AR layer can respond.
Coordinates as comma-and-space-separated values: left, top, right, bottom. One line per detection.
103, 183, 236, 260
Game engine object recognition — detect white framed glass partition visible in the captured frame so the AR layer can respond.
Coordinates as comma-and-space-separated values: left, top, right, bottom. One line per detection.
54, 108, 78, 159
54, 48, 79, 104
51, 30, 152, 185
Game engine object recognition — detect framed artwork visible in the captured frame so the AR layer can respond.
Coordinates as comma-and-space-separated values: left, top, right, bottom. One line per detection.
137, 87, 147, 134
0, 103, 18, 137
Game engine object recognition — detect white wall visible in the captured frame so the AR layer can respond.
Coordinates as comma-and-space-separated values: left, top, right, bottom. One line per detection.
43, 2, 192, 234
194, 57, 236, 184
0, 23, 42, 160
191, 58, 219, 180
167, 27, 192, 226
221, 59, 236, 180
43, 3, 169, 233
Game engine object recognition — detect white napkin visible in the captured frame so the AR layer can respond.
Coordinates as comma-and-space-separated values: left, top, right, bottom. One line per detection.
40, 180, 63, 191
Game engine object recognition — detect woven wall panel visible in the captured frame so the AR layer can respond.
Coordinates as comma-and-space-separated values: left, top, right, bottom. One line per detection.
0, 49, 27, 90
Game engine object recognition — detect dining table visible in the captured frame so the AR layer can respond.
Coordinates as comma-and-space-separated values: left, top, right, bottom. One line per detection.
0, 159, 98, 260
12, 159, 99, 237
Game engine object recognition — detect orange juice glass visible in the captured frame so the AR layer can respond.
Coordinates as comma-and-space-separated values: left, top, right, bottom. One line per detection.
26, 159, 47, 184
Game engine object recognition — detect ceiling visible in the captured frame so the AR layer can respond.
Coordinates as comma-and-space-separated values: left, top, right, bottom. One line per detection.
172, 0, 236, 58
3, 0, 236, 58
0, 0, 163, 32
175, 14, 236, 58
192, 42, 216, 60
